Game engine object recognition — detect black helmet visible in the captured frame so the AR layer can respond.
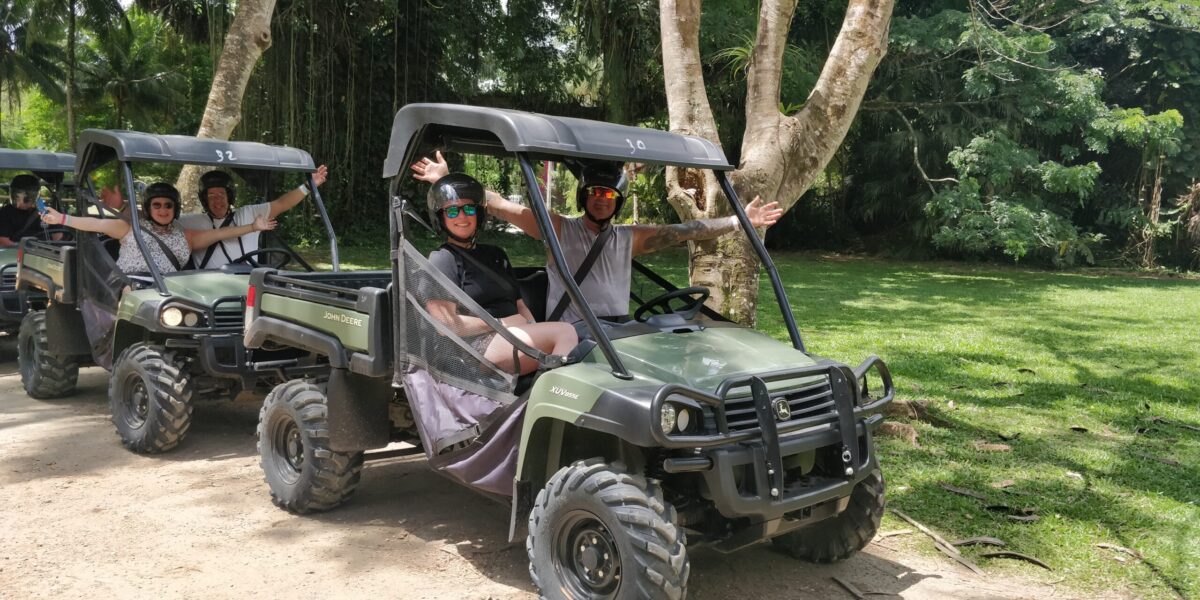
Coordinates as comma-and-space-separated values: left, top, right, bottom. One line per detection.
426, 173, 487, 237
9, 174, 40, 203
575, 162, 625, 223
142, 182, 181, 222
198, 170, 236, 215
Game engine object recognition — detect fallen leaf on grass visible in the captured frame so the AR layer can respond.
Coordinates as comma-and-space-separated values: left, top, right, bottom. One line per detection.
1096, 543, 1142, 559
1069, 426, 1089, 433
1007, 514, 1040, 522
974, 441, 1012, 452
951, 536, 1006, 548
998, 432, 1021, 441
981, 551, 1052, 570
1150, 416, 1200, 433
940, 483, 989, 501
1065, 471, 1083, 480
986, 505, 1037, 517
990, 479, 1016, 489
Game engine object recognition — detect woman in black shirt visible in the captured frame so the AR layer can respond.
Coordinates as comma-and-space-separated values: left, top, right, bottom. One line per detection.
425, 174, 577, 375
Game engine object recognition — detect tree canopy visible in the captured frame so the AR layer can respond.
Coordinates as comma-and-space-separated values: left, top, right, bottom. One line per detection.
0, 0, 1196, 270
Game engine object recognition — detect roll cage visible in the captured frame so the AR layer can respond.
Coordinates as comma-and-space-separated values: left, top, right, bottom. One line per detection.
382, 103, 806, 380
74, 129, 340, 295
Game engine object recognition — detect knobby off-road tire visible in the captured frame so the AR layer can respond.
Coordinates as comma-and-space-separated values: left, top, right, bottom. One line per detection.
108, 343, 194, 453
18, 310, 79, 399
527, 459, 689, 600
771, 468, 885, 562
257, 380, 364, 514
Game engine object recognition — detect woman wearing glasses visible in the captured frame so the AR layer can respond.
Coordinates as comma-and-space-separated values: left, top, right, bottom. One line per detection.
424, 173, 576, 376
40, 182, 276, 275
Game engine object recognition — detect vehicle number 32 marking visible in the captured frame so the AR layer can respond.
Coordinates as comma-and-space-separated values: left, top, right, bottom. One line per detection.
625, 138, 645, 154
214, 150, 237, 162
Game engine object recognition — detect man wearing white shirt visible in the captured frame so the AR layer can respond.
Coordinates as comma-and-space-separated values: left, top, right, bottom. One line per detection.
181, 165, 328, 269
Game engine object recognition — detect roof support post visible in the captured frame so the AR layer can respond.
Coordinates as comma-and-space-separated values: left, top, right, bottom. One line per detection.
715, 171, 805, 352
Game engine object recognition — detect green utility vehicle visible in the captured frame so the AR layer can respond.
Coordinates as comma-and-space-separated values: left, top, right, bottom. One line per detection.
0, 148, 75, 331
245, 104, 894, 599
17, 130, 340, 453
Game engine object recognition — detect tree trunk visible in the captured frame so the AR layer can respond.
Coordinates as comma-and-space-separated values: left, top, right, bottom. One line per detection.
176, 0, 277, 209
66, 1, 76, 150
659, 0, 893, 325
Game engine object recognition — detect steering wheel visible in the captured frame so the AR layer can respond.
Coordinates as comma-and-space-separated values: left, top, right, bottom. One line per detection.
232, 248, 301, 270
633, 286, 711, 323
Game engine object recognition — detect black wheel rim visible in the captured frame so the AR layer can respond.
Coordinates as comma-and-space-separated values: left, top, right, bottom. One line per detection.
269, 413, 304, 484
122, 375, 149, 428
554, 510, 621, 598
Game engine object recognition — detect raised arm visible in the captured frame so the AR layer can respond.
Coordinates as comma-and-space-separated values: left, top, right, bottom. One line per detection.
629, 196, 783, 256
268, 164, 328, 219
41, 207, 131, 238
184, 216, 276, 250
410, 151, 560, 239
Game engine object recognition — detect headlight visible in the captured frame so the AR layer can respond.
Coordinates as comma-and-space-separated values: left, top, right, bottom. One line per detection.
182, 311, 199, 327
675, 407, 691, 432
161, 307, 183, 327
660, 403, 677, 435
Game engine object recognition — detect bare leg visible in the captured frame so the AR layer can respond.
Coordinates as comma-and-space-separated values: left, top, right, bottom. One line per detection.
483, 322, 578, 375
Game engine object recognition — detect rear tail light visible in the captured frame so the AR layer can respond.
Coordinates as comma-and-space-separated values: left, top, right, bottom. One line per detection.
246, 284, 256, 308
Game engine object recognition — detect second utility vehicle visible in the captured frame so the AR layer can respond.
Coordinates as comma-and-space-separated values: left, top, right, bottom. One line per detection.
17, 130, 339, 452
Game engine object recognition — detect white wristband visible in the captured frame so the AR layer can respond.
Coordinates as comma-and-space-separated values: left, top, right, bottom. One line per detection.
297, 184, 310, 196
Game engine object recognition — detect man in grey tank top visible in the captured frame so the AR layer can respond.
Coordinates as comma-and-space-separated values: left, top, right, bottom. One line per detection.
411, 153, 782, 325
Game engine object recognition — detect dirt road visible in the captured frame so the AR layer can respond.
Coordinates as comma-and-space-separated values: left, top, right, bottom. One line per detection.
0, 351, 1108, 600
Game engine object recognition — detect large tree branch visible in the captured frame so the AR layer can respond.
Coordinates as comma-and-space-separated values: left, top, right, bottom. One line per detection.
743, 0, 797, 127
765, 0, 894, 210
660, 0, 721, 220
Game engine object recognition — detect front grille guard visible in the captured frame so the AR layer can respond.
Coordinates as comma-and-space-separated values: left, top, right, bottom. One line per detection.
650, 356, 894, 491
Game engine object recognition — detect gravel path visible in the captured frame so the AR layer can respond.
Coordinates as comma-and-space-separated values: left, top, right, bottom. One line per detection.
0, 349, 1117, 599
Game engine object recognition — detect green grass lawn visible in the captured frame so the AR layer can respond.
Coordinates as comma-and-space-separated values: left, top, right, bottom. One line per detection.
309, 234, 1199, 598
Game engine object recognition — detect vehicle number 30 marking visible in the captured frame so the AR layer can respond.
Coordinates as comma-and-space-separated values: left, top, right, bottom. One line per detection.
214, 150, 237, 162
625, 138, 646, 154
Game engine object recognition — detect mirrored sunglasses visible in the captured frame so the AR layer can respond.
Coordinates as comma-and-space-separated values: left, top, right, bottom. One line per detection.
586, 186, 619, 201
444, 204, 478, 218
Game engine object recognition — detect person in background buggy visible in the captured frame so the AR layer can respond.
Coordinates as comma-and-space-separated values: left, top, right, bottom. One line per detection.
0, 174, 49, 247
40, 182, 276, 275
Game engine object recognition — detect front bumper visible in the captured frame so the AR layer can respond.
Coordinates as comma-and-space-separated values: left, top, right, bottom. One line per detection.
653, 355, 893, 526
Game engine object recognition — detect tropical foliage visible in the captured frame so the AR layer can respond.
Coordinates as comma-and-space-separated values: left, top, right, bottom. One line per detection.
0, 0, 1197, 270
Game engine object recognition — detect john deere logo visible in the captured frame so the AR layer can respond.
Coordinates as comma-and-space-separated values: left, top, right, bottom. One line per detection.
772, 398, 792, 421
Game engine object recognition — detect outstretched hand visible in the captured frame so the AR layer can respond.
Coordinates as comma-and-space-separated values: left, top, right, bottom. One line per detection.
410, 151, 450, 184
41, 207, 65, 226
311, 164, 329, 188
745, 196, 783, 229
252, 216, 278, 232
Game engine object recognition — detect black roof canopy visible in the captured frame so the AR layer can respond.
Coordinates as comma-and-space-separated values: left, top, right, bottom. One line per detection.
77, 129, 317, 174
382, 103, 732, 177
0, 148, 76, 182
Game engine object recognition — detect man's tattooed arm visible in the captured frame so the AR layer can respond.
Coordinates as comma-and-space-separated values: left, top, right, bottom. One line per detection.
631, 216, 739, 256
